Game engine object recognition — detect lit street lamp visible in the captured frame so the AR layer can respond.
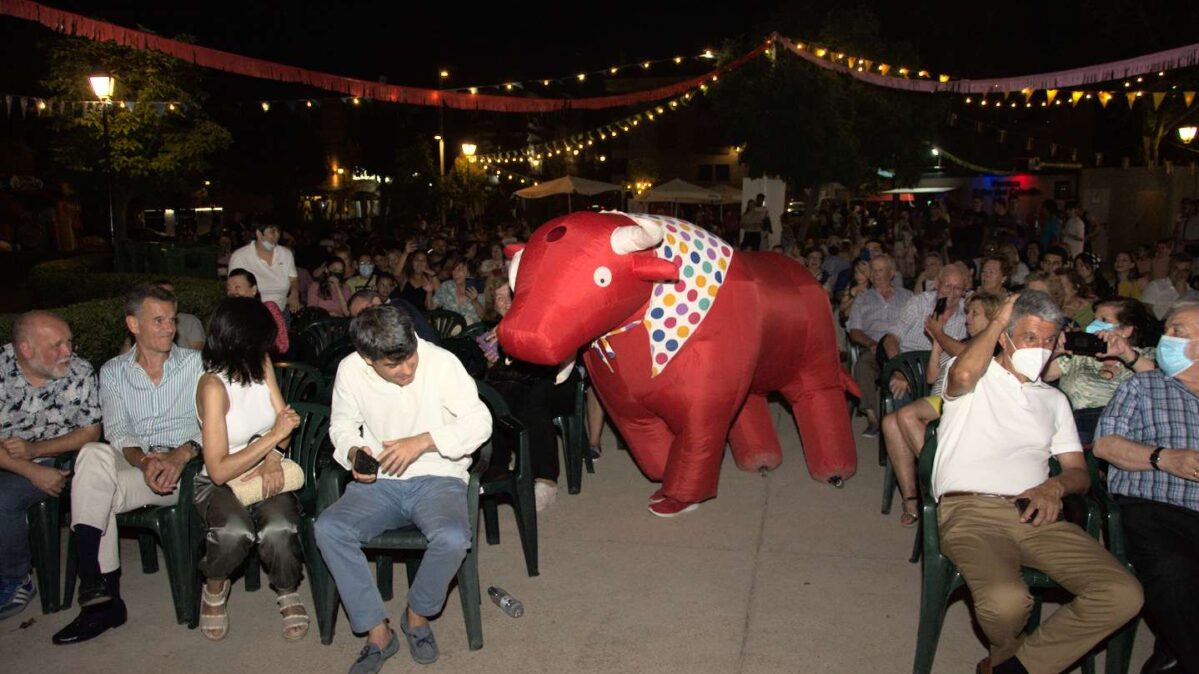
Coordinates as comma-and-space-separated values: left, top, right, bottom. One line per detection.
1179, 126, 1198, 145
461, 142, 477, 160
89, 73, 117, 244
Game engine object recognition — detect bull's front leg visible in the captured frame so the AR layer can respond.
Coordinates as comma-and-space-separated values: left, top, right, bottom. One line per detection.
728, 393, 784, 474
659, 404, 741, 505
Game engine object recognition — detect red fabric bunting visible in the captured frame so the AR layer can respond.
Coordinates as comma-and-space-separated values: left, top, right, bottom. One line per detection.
0, 0, 767, 112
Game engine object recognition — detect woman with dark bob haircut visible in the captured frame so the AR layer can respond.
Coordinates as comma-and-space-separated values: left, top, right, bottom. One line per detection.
193, 297, 308, 642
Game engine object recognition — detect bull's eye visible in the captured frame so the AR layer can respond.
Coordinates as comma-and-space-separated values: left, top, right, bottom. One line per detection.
593, 266, 612, 287
546, 225, 567, 242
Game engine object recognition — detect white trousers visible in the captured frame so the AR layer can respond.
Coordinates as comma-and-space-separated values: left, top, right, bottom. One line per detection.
71, 442, 177, 573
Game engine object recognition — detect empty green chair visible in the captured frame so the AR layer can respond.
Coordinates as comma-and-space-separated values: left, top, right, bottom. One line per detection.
553, 378, 590, 495
274, 362, 327, 405
476, 380, 538, 577
26, 454, 75, 613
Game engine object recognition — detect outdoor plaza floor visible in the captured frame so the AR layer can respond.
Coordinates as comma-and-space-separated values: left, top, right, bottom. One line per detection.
0, 404, 1156, 673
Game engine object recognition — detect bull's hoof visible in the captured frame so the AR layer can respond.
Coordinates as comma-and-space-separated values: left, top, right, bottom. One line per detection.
759, 467, 769, 478
828, 476, 844, 488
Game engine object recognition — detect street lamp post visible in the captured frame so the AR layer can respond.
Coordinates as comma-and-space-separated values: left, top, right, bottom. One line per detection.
1179, 126, 1198, 145
438, 69, 449, 230
89, 74, 116, 245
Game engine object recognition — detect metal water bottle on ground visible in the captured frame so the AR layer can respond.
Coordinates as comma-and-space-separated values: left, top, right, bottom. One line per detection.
487, 586, 524, 618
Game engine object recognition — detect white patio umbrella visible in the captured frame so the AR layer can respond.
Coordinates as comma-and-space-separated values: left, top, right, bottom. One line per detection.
513, 175, 623, 210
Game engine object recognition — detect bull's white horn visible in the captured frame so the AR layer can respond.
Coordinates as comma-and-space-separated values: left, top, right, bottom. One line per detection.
507, 248, 524, 291
555, 358, 576, 385
610, 215, 665, 254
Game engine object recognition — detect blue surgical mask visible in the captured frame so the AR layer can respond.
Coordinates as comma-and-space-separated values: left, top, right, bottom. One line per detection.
1085, 320, 1116, 335
1157, 336, 1196, 377
359, 263, 375, 277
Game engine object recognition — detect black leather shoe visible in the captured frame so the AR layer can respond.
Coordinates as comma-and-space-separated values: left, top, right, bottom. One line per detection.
52, 599, 127, 645
77, 578, 111, 608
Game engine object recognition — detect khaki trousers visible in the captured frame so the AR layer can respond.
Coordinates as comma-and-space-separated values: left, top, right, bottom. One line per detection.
71, 442, 178, 574
938, 496, 1142, 674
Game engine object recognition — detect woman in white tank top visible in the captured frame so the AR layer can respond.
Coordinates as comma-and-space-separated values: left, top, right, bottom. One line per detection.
193, 297, 307, 642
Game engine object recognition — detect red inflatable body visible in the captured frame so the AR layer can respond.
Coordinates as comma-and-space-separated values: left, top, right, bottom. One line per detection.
497, 211, 858, 505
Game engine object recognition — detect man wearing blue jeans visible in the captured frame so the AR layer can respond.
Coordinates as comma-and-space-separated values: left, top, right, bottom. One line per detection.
315, 306, 491, 673
0, 311, 101, 619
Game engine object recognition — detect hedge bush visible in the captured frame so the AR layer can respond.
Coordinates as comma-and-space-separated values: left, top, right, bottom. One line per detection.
3, 265, 224, 368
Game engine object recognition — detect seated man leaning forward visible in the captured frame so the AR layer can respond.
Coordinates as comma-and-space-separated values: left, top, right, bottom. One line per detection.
54, 284, 203, 645
931, 291, 1142, 674
0, 311, 101, 620
314, 305, 492, 673
1094, 300, 1199, 672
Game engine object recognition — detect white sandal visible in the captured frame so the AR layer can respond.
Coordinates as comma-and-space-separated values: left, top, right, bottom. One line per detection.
199, 579, 231, 641
276, 591, 309, 642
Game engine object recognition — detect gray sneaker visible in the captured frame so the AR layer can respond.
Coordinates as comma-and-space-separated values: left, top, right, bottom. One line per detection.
348, 630, 400, 674
400, 611, 439, 665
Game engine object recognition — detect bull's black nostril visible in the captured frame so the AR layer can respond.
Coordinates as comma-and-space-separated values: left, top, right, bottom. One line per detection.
546, 225, 567, 242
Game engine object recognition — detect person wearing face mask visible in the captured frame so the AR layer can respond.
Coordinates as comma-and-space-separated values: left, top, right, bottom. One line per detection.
1043, 298, 1156, 444
227, 223, 301, 316
932, 291, 1143, 674
306, 257, 352, 318
1094, 300, 1199, 674
348, 254, 378, 292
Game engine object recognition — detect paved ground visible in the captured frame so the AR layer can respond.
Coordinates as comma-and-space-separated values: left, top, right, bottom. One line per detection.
1, 404, 1153, 673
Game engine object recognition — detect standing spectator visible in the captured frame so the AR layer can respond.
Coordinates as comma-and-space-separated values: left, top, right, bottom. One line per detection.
1061, 201, 1086, 259
846, 255, 913, 437
1094, 300, 1199, 673
227, 269, 289, 356
227, 223, 301, 315
0, 312, 101, 619
1142, 254, 1199, 320
739, 194, 770, 251
1038, 200, 1062, 250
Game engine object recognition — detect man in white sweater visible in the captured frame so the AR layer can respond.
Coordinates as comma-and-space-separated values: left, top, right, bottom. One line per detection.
315, 305, 492, 672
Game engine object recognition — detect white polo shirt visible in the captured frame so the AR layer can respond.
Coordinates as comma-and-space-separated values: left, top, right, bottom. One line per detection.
932, 357, 1081, 500
227, 242, 297, 310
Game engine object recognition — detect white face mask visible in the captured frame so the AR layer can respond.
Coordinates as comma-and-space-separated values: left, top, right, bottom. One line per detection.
260, 240, 276, 252
1005, 335, 1052, 381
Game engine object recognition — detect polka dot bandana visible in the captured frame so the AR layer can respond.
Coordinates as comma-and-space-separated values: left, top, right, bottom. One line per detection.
616, 212, 735, 378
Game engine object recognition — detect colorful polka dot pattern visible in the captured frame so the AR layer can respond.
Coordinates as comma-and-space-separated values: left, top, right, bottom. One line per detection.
622, 212, 734, 377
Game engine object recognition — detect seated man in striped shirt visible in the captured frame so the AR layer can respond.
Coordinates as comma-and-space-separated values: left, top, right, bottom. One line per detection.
53, 284, 203, 645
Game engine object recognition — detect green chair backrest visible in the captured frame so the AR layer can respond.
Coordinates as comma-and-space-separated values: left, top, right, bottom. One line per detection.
289, 402, 331, 514
274, 362, 326, 404
426, 309, 467, 339
883, 350, 933, 405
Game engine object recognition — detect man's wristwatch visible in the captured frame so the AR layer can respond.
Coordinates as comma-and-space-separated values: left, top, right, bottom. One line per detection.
1150, 446, 1166, 471
182, 440, 201, 454
1123, 352, 1140, 369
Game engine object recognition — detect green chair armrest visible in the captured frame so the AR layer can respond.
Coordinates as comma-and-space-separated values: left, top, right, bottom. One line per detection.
315, 464, 351, 518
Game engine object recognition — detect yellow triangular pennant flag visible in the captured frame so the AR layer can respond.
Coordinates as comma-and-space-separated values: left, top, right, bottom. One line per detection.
1153, 92, 1166, 110
1186, 91, 1196, 108
1126, 92, 1138, 108
1046, 89, 1058, 104
1071, 91, 1084, 106
1098, 92, 1112, 107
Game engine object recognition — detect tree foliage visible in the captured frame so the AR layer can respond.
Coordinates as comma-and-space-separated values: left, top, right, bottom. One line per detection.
710, 6, 946, 193
42, 38, 232, 236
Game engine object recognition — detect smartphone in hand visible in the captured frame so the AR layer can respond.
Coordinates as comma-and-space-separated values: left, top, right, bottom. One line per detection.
1014, 497, 1035, 522
932, 296, 948, 317
1064, 332, 1106, 357
353, 448, 379, 476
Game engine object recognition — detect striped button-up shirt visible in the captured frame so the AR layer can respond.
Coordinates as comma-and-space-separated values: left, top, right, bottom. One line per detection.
99, 345, 203, 452
846, 286, 914, 343
892, 290, 968, 353
1097, 370, 1199, 512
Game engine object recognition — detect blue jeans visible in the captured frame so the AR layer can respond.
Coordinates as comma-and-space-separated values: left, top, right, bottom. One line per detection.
314, 476, 470, 633
0, 470, 50, 582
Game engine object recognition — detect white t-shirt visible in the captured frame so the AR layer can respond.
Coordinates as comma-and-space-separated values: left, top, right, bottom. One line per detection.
1063, 216, 1085, 259
1141, 279, 1199, 320
932, 357, 1081, 500
227, 242, 297, 310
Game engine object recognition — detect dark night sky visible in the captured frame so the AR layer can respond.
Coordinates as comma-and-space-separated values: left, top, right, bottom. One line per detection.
4, 0, 1198, 97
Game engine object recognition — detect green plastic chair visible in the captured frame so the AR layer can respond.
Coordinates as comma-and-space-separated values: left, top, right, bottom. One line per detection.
879, 350, 931, 515
294, 319, 351, 366
911, 423, 1132, 674
304, 412, 489, 649
63, 455, 205, 627
274, 362, 327, 405
1083, 449, 1140, 674
553, 378, 590, 495
26, 453, 75, 613
425, 309, 467, 339
317, 336, 357, 379
476, 380, 538, 577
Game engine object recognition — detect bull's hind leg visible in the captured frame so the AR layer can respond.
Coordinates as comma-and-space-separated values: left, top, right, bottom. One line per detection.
611, 414, 675, 481
728, 393, 784, 474
781, 381, 858, 486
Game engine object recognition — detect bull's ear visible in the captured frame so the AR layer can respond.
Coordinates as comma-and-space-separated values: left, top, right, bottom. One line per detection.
503, 243, 526, 260
631, 256, 679, 283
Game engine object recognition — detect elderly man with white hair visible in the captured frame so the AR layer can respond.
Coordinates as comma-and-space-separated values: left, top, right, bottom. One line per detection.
0, 311, 101, 619
846, 253, 913, 437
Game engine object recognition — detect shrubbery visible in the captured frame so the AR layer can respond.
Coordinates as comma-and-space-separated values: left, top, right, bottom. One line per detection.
2, 258, 224, 368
